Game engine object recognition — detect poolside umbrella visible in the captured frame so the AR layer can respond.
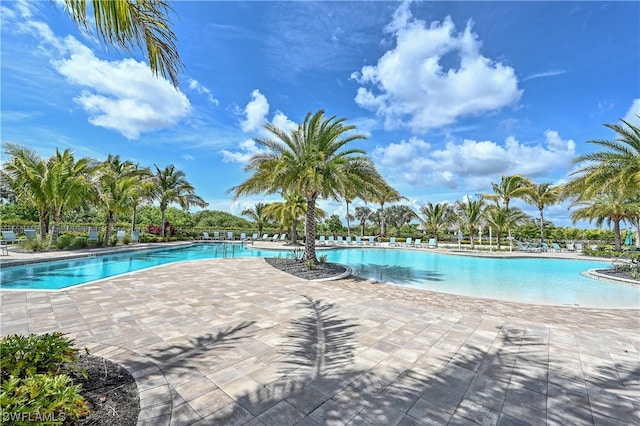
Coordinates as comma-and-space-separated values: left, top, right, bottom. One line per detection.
624, 229, 633, 246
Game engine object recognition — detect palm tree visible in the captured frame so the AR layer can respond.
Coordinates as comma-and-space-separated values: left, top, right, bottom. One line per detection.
522, 183, 560, 243
484, 174, 533, 209
1, 144, 51, 241
564, 118, 640, 246
354, 206, 373, 236
372, 187, 405, 237
455, 197, 486, 249
418, 202, 455, 246
45, 149, 98, 245
95, 155, 140, 242
229, 110, 393, 262
386, 205, 417, 235
150, 165, 208, 237
264, 193, 327, 245
485, 206, 529, 249
241, 202, 270, 236
569, 188, 636, 251
129, 164, 154, 233
63, 0, 183, 86
564, 118, 640, 198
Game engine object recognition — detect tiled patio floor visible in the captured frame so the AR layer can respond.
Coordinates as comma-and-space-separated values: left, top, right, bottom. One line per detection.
1, 257, 638, 425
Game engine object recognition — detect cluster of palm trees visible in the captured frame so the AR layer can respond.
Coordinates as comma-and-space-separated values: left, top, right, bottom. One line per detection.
1, 144, 207, 246
235, 116, 639, 256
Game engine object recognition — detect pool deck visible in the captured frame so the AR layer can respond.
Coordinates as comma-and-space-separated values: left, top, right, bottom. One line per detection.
1, 244, 639, 425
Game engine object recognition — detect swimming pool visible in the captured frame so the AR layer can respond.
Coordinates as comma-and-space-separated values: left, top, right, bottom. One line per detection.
1, 243, 638, 308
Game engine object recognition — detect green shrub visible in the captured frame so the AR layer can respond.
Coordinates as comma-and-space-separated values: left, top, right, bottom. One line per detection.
0, 333, 79, 380
305, 260, 317, 270
1, 374, 89, 424
23, 239, 46, 252
288, 247, 303, 261
318, 254, 328, 263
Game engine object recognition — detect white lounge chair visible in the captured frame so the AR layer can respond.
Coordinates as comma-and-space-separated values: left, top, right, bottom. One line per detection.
427, 238, 436, 248
318, 235, 326, 245
389, 237, 397, 246
355, 236, 362, 245
404, 237, 412, 247
280, 234, 287, 242
227, 231, 235, 240
328, 236, 335, 244
131, 230, 140, 243
337, 236, 344, 244
346, 236, 353, 244
116, 230, 126, 242
271, 234, 279, 241
87, 231, 99, 243
414, 238, 422, 247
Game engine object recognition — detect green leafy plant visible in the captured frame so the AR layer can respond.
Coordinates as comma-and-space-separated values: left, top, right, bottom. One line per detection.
1, 374, 89, 424
305, 260, 317, 270
0, 333, 79, 380
289, 247, 304, 261
318, 254, 328, 263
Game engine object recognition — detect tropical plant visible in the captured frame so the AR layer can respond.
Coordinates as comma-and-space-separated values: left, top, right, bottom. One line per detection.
94, 155, 140, 243
371, 186, 405, 237
44, 149, 98, 245
385, 205, 417, 235
563, 118, 640, 247
129, 163, 154, 233
229, 110, 393, 262
455, 197, 486, 249
484, 206, 529, 249
569, 188, 638, 251
63, 0, 183, 86
418, 202, 455, 246
484, 174, 533, 209
354, 206, 374, 236
264, 192, 327, 244
240, 202, 270, 236
522, 182, 560, 243
1, 144, 50, 240
150, 165, 208, 237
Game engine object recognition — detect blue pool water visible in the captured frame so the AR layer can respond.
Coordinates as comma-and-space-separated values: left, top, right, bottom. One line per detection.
1, 243, 638, 308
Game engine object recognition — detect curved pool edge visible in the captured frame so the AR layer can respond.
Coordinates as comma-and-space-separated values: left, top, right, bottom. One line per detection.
586, 269, 640, 286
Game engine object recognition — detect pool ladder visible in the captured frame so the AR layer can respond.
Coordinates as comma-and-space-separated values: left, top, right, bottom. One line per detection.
214, 243, 236, 258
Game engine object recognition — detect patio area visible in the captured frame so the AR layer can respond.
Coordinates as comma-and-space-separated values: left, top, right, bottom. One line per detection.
1, 257, 638, 425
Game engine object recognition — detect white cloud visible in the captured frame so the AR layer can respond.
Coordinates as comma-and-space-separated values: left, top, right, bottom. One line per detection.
221, 139, 269, 163
188, 79, 219, 105
623, 99, 640, 126
183, 154, 195, 161
521, 70, 565, 82
7, 2, 191, 140
373, 130, 576, 189
352, 3, 522, 133
271, 110, 298, 134
241, 89, 269, 132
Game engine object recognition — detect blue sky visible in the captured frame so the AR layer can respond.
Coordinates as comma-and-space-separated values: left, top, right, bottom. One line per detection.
2, 0, 639, 228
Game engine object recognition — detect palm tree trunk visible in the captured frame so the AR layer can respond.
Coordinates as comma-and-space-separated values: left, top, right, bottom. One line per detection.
39, 210, 48, 242
539, 207, 545, 243
635, 217, 640, 249
380, 203, 386, 237
49, 212, 62, 246
613, 218, 622, 251
105, 211, 113, 243
304, 197, 317, 262
291, 219, 298, 244
470, 227, 475, 250
131, 205, 138, 233
346, 200, 351, 238
160, 206, 166, 237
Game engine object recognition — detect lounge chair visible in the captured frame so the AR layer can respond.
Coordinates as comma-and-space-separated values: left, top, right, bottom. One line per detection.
551, 242, 562, 252
280, 234, 287, 242
25, 229, 37, 241
131, 231, 140, 243
87, 231, 99, 243
318, 235, 326, 245
368, 236, 376, 245
355, 236, 362, 245
271, 234, 279, 241
566, 242, 575, 251
337, 236, 344, 244
1, 231, 23, 244
116, 230, 126, 242
404, 237, 412, 247
240, 232, 247, 240
427, 238, 436, 248
328, 236, 335, 244
389, 237, 397, 246
226, 231, 234, 240
0, 241, 7, 256
346, 236, 353, 244
202, 232, 212, 240
251, 233, 258, 240
414, 238, 422, 247
213, 231, 221, 240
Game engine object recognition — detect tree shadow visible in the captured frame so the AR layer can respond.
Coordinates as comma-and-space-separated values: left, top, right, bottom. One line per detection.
351, 263, 445, 283
211, 314, 639, 425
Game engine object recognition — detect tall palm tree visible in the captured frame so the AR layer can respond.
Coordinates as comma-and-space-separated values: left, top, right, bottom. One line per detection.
386, 205, 417, 235
63, 0, 183, 86
45, 149, 98, 245
455, 197, 486, 250
95, 154, 140, 242
484, 206, 529, 249
564, 118, 640, 246
151, 164, 208, 237
484, 174, 533, 209
129, 164, 154, 233
264, 193, 327, 245
354, 206, 373, 236
229, 110, 393, 262
523, 182, 560, 243
569, 188, 636, 251
372, 187, 405, 237
1, 144, 50, 241
241, 202, 270, 236
418, 202, 455, 246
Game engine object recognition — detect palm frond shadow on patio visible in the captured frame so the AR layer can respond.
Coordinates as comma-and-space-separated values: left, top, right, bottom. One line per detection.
146, 321, 256, 373
210, 316, 639, 425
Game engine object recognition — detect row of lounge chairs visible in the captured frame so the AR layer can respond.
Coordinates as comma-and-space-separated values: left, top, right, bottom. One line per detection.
516, 241, 573, 252
200, 232, 287, 242
1, 230, 139, 244
317, 236, 437, 248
